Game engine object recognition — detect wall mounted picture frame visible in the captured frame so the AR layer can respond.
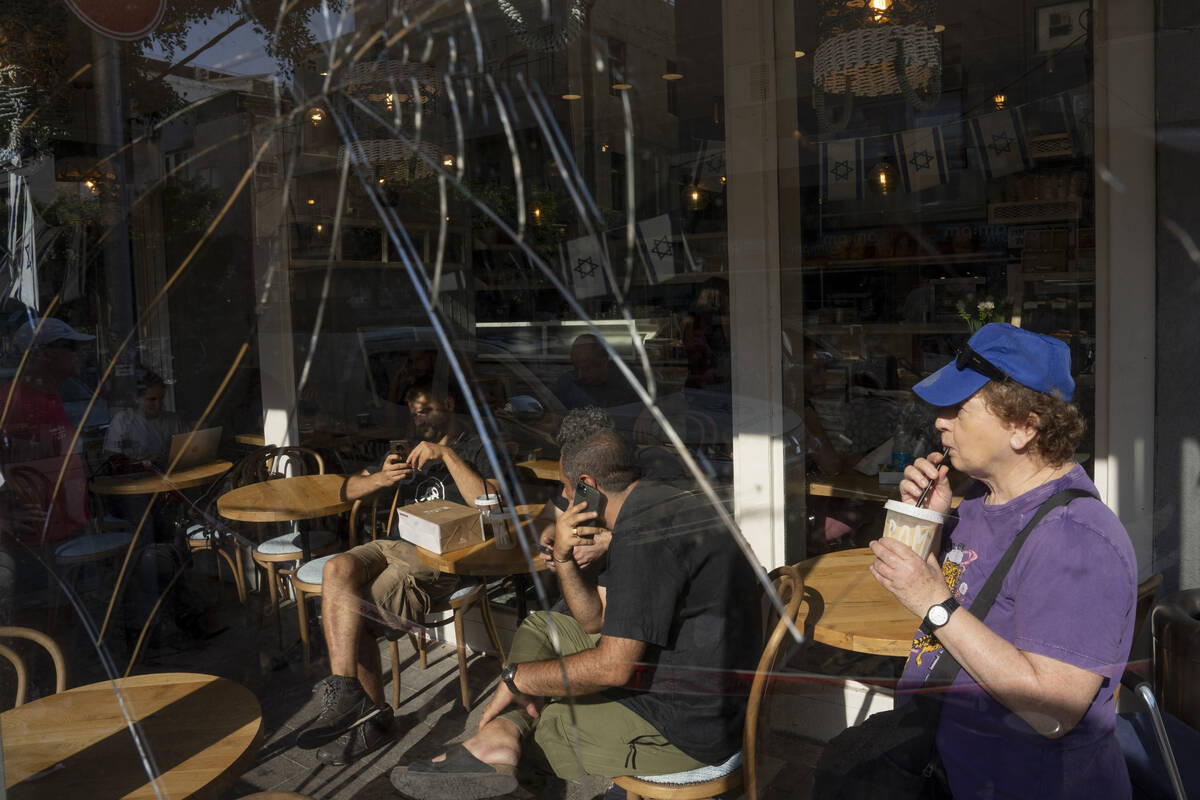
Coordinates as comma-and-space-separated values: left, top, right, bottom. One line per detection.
1036, 1, 1091, 53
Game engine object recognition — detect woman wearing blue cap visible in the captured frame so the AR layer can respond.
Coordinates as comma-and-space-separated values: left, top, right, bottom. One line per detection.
864, 323, 1136, 798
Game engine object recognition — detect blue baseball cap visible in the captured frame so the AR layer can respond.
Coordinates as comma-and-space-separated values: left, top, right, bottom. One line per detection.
913, 323, 1074, 406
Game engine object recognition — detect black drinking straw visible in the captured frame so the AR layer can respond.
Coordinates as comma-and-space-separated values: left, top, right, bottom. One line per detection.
915, 446, 952, 508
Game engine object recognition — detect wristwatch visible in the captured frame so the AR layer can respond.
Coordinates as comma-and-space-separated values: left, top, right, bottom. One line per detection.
922, 596, 961, 636
500, 663, 520, 695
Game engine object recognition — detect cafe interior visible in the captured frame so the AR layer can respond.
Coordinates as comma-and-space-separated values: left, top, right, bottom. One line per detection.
0, 0, 1198, 797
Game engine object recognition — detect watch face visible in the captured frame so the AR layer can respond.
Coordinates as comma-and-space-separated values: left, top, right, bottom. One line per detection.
929, 605, 950, 627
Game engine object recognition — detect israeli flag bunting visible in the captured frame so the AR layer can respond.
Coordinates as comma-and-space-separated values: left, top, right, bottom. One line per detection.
566, 235, 609, 299
894, 127, 948, 193
821, 138, 863, 202
971, 109, 1030, 178
637, 214, 677, 283
6, 174, 39, 311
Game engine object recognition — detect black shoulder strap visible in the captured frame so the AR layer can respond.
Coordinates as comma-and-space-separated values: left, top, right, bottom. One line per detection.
925, 487, 1096, 686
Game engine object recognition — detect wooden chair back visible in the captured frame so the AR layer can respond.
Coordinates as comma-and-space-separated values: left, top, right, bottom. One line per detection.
615, 564, 806, 800
0, 626, 67, 708
229, 445, 278, 488
272, 447, 325, 478
1133, 573, 1163, 646
350, 485, 404, 545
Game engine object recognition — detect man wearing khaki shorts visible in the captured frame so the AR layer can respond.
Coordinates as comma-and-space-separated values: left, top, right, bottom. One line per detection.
301, 380, 498, 765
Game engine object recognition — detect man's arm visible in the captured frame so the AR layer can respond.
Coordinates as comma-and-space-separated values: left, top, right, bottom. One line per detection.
545, 502, 608, 632
514, 635, 643, 696
341, 454, 411, 502
407, 440, 498, 502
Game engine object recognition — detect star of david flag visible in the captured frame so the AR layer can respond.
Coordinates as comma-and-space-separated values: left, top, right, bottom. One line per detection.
895, 127, 948, 193
6, 174, 39, 311
820, 138, 863, 202
970, 109, 1030, 178
637, 214, 677, 282
566, 235, 609, 299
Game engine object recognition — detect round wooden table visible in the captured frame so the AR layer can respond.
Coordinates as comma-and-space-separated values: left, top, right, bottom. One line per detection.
216, 473, 351, 524
217, 473, 352, 562
1, 672, 263, 799
90, 461, 234, 496
795, 547, 921, 657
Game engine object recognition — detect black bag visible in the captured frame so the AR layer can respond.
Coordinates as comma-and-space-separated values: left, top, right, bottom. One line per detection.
812, 489, 1094, 800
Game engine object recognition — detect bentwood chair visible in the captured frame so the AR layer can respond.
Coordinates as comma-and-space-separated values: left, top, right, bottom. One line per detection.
285, 491, 386, 678
0, 626, 67, 709
247, 448, 336, 634
613, 565, 805, 800
388, 503, 546, 710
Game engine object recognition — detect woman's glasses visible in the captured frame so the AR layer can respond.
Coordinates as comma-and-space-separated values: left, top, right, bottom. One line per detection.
955, 345, 1008, 383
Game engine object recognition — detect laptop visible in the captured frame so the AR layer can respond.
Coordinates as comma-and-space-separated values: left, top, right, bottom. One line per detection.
166, 427, 223, 471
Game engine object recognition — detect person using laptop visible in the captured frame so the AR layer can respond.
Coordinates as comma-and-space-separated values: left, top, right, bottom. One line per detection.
104, 369, 186, 471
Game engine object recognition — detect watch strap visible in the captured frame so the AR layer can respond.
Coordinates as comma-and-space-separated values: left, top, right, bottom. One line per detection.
922, 596, 960, 635
501, 663, 520, 695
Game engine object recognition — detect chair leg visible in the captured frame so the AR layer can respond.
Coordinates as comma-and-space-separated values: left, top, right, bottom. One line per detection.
453, 608, 470, 708
233, 545, 247, 605
264, 562, 282, 645
215, 548, 247, 606
479, 595, 506, 666
390, 638, 401, 710
296, 588, 312, 679
416, 628, 427, 670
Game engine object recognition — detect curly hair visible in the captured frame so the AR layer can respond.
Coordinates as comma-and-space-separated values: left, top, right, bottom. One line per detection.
556, 406, 614, 449
557, 409, 640, 492
978, 381, 1086, 466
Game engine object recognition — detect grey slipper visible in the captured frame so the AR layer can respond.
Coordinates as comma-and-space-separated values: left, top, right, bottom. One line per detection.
390, 744, 519, 800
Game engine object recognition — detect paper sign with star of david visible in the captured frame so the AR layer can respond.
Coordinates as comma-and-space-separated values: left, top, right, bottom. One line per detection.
566, 236, 609, 299
970, 109, 1030, 178
637, 214, 677, 282
895, 127, 948, 193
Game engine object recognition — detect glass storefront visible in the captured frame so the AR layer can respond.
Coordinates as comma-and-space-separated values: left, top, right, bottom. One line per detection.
0, 0, 1194, 795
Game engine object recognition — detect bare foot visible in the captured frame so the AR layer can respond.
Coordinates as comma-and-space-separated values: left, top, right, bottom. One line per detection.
432, 719, 521, 767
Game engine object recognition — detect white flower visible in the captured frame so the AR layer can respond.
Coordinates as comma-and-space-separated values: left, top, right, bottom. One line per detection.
978, 300, 995, 313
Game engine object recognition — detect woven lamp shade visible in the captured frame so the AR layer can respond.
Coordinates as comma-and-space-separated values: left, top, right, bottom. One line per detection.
813, 0, 942, 129
814, 24, 940, 98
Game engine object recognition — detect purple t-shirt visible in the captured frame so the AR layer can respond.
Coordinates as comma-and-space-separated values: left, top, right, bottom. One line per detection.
897, 465, 1137, 799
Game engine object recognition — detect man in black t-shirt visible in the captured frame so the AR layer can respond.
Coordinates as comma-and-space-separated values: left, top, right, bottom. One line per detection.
391, 418, 762, 798
300, 381, 498, 765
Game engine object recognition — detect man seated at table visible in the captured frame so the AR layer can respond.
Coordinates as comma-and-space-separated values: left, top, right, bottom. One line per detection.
303, 378, 499, 764
389, 423, 762, 798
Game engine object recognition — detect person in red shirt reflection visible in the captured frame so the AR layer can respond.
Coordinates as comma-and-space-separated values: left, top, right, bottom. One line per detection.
0, 317, 95, 544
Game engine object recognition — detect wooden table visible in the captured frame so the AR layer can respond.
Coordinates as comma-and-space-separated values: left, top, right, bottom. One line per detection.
217, 474, 352, 562
90, 461, 233, 496
798, 470, 966, 509
516, 458, 561, 482
1, 672, 262, 799
413, 506, 548, 617
795, 547, 921, 657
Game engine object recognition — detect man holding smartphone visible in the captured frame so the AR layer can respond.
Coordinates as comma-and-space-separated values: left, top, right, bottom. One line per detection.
300, 379, 499, 765
392, 412, 762, 798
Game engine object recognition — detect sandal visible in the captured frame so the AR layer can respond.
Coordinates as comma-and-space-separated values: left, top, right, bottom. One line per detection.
390, 743, 519, 799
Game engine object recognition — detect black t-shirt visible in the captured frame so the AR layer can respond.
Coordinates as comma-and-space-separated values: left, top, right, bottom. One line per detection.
598, 480, 762, 765
403, 429, 494, 506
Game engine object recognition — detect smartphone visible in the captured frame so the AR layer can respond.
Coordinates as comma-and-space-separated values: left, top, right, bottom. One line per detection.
573, 481, 604, 537
388, 439, 409, 459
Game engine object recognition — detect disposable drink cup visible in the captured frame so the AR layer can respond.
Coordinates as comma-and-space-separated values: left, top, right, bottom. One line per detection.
882, 500, 946, 560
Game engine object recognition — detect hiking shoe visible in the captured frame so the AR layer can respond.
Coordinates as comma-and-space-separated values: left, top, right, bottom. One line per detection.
317, 705, 395, 765
297, 675, 384, 750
